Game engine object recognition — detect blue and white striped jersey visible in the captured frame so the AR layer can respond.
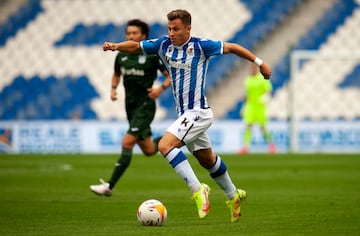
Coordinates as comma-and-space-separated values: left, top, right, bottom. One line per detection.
140, 36, 223, 115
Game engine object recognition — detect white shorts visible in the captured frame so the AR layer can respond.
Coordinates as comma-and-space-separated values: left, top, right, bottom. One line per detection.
167, 108, 214, 153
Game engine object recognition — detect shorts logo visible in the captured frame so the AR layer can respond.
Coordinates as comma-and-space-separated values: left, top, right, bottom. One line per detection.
131, 127, 139, 132
181, 118, 189, 127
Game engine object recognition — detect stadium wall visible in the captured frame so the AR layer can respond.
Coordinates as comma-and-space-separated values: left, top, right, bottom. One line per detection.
0, 120, 359, 154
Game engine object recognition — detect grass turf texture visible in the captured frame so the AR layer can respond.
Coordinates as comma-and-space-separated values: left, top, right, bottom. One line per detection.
0, 153, 359, 236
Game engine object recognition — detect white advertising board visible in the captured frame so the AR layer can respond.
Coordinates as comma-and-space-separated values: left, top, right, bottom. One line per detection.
0, 120, 359, 154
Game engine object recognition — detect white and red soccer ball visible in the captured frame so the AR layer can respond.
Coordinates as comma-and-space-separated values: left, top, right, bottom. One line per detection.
137, 199, 167, 226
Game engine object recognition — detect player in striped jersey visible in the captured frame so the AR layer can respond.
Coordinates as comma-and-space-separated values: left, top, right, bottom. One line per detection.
103, 9, 271, 222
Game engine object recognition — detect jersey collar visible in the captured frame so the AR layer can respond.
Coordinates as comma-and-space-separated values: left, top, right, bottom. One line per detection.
174, 36, 192, 49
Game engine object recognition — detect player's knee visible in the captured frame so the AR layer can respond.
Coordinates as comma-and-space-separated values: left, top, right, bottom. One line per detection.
158, 133, 184, 156
122, 140, 136, 149
158, 138, 177, 156
143, 150, 156, 157
138, 136, 158, 156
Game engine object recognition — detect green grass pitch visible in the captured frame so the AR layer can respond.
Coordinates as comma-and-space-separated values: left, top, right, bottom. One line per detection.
0, 153, 359, 236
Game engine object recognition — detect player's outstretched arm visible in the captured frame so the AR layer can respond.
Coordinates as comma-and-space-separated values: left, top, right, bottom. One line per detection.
224, 42, 271, 80
103, 41, 142, 54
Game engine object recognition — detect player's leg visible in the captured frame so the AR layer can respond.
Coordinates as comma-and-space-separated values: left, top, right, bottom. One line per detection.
191, 136, 247, 222
106, 104, 162, 191
239, 106, 254, 154
90, 104, 149, 196
239, 123, 252, 154
158, 122, 202, 194
259, 125, 272, 144
260, 125, 276, 154
108, 103, 157, 188
137, 135, 162, 156
89, 132, 136, 196
192, 144, 236, 198
159, 131, 210, 218
259, 110, 276, 154
185, 108, 245, 221
134, 100, 161, 156
158, 110, 211, 218
107, 133, 137, 188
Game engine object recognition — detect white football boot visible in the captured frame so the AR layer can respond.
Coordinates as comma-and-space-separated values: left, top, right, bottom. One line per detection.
90, 179, 112, 196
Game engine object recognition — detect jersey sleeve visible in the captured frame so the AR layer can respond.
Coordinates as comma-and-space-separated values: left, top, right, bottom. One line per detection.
199, 39, 223, 57
158, 59, 167, 73
140, 36, 167, 55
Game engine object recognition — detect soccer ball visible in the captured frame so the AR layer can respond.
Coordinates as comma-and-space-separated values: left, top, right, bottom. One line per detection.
137, 199, 167, 226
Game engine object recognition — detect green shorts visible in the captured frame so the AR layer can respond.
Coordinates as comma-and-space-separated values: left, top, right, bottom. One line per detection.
126, 100, 156, 140
243, 105, 267, 126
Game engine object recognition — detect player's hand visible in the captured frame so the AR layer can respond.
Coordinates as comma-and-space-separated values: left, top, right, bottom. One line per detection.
147, 87, 162, 100
259, 62, 271, 80
111, 89, 118, 101
103, 42, 116, 51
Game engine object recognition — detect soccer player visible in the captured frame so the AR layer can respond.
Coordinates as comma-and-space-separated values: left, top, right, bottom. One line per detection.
102, 10, 271, 222
238, 64, 276, 154
90, 19, 170, 196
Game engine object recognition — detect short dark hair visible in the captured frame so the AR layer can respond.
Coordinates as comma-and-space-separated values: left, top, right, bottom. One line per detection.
127, 19, 149, 38
167, 9, 191, 26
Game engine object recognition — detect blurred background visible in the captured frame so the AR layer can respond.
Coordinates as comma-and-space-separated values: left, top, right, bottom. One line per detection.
0, 0, 359, 153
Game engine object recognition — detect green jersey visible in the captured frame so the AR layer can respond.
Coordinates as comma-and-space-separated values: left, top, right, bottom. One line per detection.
114, 52, 166, 107
243, 73, 272, 125
114, 52, 166, 139
244, 73, 272, 109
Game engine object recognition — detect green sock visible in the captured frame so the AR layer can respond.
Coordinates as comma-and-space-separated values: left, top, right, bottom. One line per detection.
263, 130, 273, 144
108, 148, 132, 189
244, 128, 251, 147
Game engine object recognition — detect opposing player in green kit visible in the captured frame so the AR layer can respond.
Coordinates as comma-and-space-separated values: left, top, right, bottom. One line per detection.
90, 19, 170, 196
238, 64, 276, 154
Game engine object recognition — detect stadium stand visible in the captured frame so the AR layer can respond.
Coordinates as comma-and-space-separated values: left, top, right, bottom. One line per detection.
0, 0, 359, 121
0, 0, 43, 46
226, 0, 360, 120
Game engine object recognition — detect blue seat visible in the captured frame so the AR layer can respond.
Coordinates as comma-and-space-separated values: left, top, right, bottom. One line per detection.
338, 64, 360, 88
150, 22, 167, 38
225, 0, 358, 119
0, 0, 43, 46
12, 76, 26, 88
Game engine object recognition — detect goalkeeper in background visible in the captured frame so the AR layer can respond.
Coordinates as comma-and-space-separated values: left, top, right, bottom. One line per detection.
238, 64, 276, 154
